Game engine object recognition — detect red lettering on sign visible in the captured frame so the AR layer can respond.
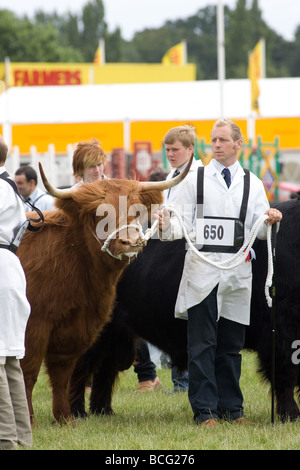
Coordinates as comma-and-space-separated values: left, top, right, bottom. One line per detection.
14, 70, 24, 86
13, 69, 83, 86
72, 70, 81, 85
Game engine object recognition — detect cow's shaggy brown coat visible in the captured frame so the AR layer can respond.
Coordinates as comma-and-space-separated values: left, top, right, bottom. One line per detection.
18, 179, 163, 424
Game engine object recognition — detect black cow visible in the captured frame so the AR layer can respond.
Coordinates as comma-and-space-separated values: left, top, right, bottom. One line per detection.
70, 198, 300, 422
69, 237, 187, 417
247, 197, 300, 420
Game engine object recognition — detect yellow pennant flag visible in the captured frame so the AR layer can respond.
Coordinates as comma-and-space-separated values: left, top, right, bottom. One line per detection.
162, 41, 187, 65
94, 39, 105, 65
248, 39, 264, 114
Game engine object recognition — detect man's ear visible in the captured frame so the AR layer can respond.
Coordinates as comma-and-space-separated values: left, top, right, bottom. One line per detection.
235, 139, 243, 150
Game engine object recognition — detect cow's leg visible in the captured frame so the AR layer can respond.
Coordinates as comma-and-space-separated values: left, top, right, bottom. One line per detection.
45, 354, 77, 425
90, 360, 119, 415
257, 339, 300, 422
69, 316, 137, 417
276, 383, 300, 422
20, 363, 40, 426
70, 341, 120, 417
69, 356, 92, 419
89, 323, 137, 415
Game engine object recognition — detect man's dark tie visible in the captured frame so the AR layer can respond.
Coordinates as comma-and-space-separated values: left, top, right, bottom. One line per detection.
222, 168, 231, 188
168, 169, 180, 198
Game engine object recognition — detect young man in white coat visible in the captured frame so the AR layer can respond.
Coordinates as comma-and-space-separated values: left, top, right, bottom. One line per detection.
163, 125, 202, 392
163, 125, 203, 205
0, 137, 32, 449
134, 125, 202, 393
156, 119, 282, 427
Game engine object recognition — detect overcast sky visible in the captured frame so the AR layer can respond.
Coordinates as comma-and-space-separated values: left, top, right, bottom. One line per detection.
1, 0, 299, 41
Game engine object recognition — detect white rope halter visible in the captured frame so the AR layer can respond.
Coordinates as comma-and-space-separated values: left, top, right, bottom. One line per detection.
100, 222, 145, 260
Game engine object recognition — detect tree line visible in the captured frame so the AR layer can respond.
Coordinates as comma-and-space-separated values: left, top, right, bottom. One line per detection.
0, 0, 299, 79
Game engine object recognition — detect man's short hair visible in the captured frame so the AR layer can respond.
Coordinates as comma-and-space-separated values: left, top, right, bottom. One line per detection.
212, 119, 243, 142
164, 125, 196, 148
0, 138, 8, 164
15, 166, 38, 185
147, 167, 168, 181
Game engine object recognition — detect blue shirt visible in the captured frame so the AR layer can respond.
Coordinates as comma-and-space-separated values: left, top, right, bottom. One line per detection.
23, 187, 55, 211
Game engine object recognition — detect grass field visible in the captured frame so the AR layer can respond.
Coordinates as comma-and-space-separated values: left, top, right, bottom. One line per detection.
25, 350, 300, 451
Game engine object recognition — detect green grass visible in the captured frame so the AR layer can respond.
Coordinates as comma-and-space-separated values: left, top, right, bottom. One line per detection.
25, 350, 300, 450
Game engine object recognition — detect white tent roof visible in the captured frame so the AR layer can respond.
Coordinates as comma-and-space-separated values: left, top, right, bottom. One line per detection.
0, 77, 299, 124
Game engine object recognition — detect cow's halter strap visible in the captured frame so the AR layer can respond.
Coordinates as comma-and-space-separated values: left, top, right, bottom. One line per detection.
93, 222, 147, 261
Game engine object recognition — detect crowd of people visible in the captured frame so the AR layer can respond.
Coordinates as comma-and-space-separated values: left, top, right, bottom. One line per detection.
0, 119, 282, 449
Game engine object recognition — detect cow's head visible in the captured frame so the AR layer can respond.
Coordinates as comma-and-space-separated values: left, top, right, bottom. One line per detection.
39, 157, 192, 261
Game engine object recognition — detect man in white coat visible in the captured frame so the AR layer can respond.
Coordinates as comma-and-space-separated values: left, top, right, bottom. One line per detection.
0, 137, 32, 449
156, 119, 282, 427
133, 125, 202, 392
163, 125, 202, 392
163, 125, 203, 205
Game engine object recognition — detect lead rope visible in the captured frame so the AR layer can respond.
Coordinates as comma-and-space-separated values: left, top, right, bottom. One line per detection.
99, 209, 274, 307
143, 207, 274, 307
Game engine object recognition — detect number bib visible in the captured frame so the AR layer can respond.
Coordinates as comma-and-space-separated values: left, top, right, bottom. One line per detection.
196, 166, 250, 254
196, 216, 244, 253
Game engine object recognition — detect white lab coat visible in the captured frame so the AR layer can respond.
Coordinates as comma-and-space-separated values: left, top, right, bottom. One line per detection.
0, 168, 31, 359
163, 160, 271, 325
163, 158, 203, 204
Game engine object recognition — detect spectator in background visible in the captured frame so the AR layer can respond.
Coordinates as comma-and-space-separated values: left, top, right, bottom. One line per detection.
14, 166, 55, 211
147, 167, 169, 182
72, 138, 107, 186
70, 138, 109, 395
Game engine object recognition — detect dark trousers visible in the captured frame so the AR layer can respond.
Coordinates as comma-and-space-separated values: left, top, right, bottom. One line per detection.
134, 341, 157, 382
187, 286, 246, 423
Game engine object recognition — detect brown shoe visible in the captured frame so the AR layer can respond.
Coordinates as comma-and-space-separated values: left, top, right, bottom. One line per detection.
200, 418, 219, 428
234, 417, 255, 426
135, 376, 163, 392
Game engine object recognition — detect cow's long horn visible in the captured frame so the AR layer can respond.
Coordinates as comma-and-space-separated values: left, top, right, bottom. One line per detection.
139, 154, 194, 191
39, 162, 76, 199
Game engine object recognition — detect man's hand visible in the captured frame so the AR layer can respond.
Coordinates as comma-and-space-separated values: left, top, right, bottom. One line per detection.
264, 208, 282, 225
154, 208, 171, 231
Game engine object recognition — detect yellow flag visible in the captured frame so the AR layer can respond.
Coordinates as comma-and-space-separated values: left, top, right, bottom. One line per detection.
248, 39, 264, 114
94, 39, 105, 65
162, 41, 187, 65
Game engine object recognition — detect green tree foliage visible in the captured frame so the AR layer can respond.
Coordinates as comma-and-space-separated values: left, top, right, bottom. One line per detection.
0, 0, 299, 79
80, 0, 106, 61
226, 0, 253, 77
0, 9, 81, 62
123, 1, 299, 79
289, 26, 300, 76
